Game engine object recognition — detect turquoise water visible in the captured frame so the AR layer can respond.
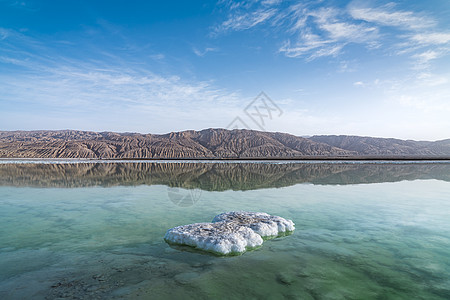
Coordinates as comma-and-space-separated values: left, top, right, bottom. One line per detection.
0, 162, 449, 299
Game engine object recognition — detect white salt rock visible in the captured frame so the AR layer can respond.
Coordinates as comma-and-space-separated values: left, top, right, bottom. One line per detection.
164, 221, 263, 255
212, 211, 295, 237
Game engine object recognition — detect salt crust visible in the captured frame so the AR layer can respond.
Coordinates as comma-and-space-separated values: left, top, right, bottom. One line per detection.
212, 211, 295, 237
164, 221, 263, 255
164, 212, 295, 255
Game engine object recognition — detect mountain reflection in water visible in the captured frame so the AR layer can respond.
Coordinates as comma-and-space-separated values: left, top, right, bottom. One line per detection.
0, 161, 448, 190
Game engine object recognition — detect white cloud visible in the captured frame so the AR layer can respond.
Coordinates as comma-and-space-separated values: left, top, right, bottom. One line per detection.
0, 55, 29, 66
412, 50, 440, 69
215, 2, 383, 60
278, 32, 334, 58
337, 60, 358, 73
0, 45, 241, 119
192, 47, 218, 57
279, 6, 379, 59
308, 44, 345, 60
0, 27, 250, 133
215, 1, 450, 67
415, 72, 448, 87
150, 53, 165, 60
0, 28, 11, 40
261, 0, 281, 6
319, 22, 377, 41
348, 3, 435, 29
405, 39, 450, 70
410, 32, 450, 45
214, 8, 277, 34
0, 61, 245, 132
347, 3, 450, 70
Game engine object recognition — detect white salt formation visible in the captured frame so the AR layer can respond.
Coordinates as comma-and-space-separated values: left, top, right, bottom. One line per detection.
164, 211, 295, 255
164, 221, 263, 255
212, 211, 295, 237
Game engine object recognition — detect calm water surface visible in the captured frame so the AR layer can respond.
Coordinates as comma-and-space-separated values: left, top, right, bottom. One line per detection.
0, 162, 449, 299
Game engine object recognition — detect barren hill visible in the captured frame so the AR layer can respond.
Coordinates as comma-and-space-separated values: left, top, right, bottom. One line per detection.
0, 129, 354, 158
0, 129, 448, 159
310, 135, 450, 156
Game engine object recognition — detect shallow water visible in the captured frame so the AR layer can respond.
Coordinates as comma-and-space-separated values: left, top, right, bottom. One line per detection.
0, 162, 449, 299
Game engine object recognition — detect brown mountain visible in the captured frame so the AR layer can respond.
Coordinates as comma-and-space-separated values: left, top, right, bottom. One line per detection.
0, 129, 448, 159
310, 135, 450, 156
0, 129, 354, 158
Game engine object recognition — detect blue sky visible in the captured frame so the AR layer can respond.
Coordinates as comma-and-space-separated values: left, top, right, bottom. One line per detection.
1, 0, 449, 140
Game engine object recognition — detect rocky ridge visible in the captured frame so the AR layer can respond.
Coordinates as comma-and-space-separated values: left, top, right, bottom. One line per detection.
0, 129, 449, 158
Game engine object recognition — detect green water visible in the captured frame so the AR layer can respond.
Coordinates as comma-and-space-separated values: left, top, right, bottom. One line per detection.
0, 162, 449, 299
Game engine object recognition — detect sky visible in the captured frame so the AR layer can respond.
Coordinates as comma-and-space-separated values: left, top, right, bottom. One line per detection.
0, 0, 449, 140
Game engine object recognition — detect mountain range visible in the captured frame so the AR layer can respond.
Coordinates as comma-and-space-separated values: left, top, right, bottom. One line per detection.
0, 129, 449, 159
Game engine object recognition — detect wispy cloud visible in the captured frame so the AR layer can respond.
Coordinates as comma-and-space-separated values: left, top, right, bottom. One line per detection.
412, 50, 441, 69
401, 34, 450, 70
279, 34, 339, 59
2, 0, 38, 11
278, 6, 379, 60
192, 47, 218, 57
0, 28, 10, 40
319, 21, 377, 41
409, 32, 450, 45
214, 1, 450, 65
214, 8, 277, 34
348, 3, 435, 29
215, 1, 381, 60
0, 61, 243, 132
1, 61, 240, 109
149, 53, 165, 60
0, 28, 242, 132
415, 72, 448, 87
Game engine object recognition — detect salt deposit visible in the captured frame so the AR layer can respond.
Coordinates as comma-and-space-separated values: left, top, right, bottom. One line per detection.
164, 221, 263, 255
212, 211, 295, 237
164, 212, 295, 255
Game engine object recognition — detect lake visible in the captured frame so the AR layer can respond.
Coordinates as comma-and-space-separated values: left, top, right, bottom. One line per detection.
0, 161, 449, 299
